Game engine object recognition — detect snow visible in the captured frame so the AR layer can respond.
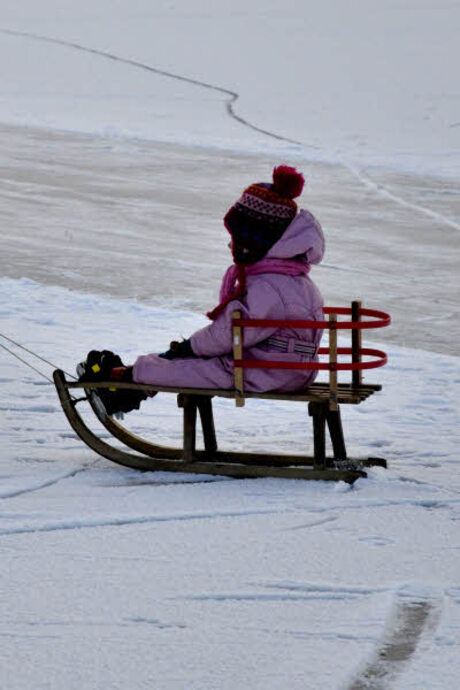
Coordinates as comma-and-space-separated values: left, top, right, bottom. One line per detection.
1, 278, 460, 689
1, 1, 460, 688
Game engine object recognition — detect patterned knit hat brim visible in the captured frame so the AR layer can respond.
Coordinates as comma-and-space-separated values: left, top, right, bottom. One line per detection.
238, 183, 297, 220
224, 183, 297, 265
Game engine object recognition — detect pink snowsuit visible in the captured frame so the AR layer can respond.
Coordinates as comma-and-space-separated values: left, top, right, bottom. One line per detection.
133, 209, 325, 392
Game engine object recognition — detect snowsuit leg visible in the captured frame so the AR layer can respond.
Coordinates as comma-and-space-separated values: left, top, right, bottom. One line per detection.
133, 353, 234, 389
133, 351, 317, 393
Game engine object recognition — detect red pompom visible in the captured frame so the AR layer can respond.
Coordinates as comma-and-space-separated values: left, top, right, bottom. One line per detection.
272, 165, 305, 199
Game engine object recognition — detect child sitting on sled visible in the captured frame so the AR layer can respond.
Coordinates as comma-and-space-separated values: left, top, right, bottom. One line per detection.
78, 165, 325, 416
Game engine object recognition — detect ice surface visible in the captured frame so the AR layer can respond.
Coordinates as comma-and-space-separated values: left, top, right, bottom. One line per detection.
0, 124, 458, 356
0, 0, 459, 178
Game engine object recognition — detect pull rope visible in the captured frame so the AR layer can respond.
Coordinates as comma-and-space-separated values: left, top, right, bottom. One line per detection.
0, 341, 53, 383
0, 340, 85, 414
0, 332, 77, 383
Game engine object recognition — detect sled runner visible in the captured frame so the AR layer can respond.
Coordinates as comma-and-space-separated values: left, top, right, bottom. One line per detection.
54, 301, 390, 484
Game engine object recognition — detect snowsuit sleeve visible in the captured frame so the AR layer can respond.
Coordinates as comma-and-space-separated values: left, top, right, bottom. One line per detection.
190, 278, 283, 357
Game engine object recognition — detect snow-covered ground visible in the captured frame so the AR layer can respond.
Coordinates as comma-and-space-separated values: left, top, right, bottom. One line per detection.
1, 278, 460, 689
1, 2, 459, 688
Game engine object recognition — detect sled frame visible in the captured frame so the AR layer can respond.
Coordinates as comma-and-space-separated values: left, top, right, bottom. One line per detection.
53, 369, 385, 484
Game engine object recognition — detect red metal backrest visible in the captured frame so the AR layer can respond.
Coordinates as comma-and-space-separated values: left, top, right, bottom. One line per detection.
231, 302, 391, 408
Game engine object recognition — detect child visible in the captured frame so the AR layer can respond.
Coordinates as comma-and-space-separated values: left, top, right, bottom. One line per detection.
78, 165, 325, 416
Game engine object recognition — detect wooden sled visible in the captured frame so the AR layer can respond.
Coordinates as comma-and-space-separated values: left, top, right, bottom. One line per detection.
54, 302, 390, 484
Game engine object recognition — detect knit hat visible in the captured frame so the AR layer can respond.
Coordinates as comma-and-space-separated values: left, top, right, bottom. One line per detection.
224, 165, 305, 265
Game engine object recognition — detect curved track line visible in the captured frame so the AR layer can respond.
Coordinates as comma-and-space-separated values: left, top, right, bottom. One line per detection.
0, 27, 307, 148
0, 507, 283, 537
345, 161, 460, 231
0, 462, 97, 500
1, 27, 457, 231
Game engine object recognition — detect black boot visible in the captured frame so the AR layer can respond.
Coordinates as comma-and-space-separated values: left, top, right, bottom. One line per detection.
77, 350, 124, 381
77, 350, 148, 416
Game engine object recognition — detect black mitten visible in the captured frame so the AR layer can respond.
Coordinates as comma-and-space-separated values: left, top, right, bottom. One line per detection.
159, 339, 195, 360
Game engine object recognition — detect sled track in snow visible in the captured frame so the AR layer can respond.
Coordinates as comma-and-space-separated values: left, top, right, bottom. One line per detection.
0, 507, 284, 537
1, 27, 459, 232
0, 463, 98, 500
347, 597, 439, 689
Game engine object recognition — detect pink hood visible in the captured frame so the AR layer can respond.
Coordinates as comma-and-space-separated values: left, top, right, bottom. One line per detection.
265, 209, 325, 264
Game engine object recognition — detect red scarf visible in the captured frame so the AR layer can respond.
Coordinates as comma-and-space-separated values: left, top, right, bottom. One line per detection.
207, 258, 310, 320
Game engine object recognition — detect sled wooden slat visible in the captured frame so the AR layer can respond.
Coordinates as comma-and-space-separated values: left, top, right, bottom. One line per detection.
328, 312, 338, 411
64, 379, 381, 404
232, 309, 245, 407
352, 300, 363, 388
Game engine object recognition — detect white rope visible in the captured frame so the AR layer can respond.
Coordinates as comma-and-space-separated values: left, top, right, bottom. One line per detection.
0, 338, 83, 412
0, 332, 77, 382
0, 341, 53, 383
